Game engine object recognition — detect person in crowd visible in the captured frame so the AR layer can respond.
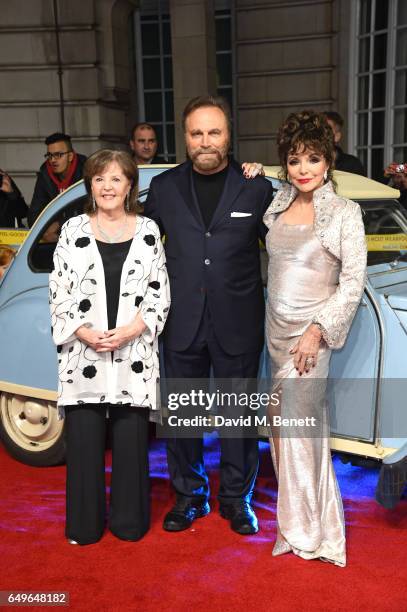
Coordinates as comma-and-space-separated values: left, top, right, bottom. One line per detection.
29, 132, 86, 226
263, 110, 366, 566
129, 123, 167, 164
0, 245, 16, 280
323, 111, 366, 175
384, 162, 407, 209
0, 170, 28, 227
144, 95, 274, 536
49, 149, 170, 545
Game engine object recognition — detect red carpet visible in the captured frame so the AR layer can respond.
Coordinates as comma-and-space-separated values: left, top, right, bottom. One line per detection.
0, 437, 406, 612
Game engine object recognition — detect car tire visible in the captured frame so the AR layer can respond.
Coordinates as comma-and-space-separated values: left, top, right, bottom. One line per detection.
0, 392, 66, 466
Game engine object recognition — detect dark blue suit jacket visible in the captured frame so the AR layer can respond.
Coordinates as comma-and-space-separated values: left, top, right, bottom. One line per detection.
144, 158, 274, 355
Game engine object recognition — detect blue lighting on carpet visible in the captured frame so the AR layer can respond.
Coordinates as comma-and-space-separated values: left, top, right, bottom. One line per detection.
149, 434, 381, 504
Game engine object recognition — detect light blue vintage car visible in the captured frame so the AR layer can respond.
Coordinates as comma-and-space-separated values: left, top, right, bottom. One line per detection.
0, 166, 406, 508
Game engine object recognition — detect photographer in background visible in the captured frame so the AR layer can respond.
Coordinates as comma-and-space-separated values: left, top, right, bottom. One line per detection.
0, 170, 28, 228
384, 162, 407, 210
323, 111, 366, 176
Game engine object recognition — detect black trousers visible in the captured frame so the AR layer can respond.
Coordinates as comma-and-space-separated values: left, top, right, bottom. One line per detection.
165, 305, 261, 504
65, 403, 150, 545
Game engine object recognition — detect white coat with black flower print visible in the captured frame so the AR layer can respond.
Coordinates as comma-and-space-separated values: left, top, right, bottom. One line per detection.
49, 213, 170, 418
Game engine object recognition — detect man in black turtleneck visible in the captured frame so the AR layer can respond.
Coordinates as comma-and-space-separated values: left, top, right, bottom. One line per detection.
192, 163, 228, 228
145, 95, 274, 537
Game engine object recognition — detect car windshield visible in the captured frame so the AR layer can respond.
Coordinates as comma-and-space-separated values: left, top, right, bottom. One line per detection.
358, 199, 407, 266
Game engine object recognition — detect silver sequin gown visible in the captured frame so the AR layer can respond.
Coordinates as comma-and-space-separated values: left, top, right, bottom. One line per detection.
265, 215, 346, 567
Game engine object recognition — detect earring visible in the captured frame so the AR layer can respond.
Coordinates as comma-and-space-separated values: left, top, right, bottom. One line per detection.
92, 195, 96, 211
323, 170, 328, 181
125, 193, 130, 212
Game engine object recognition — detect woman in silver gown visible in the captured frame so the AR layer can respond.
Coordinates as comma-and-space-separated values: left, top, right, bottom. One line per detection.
263, 111, 367, 566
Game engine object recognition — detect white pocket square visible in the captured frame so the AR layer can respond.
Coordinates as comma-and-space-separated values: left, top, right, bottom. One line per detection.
231, 212, 252, 217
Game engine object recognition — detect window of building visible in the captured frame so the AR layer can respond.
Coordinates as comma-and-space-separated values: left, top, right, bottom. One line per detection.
394, 0, 407, 164
216, 4, 236, 154
216, 8, 233, 112
134, 1, 235, 160
353, 0, 407, 179
134, 1, 175, 162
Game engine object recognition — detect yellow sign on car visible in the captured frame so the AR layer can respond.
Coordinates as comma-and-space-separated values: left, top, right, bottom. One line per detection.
366, 234, 407, 251
0, 229, 28, 247
0, 229, 29, 247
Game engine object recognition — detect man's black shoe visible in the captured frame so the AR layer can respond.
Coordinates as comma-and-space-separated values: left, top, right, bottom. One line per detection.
163, 498, 210, 532
219, 501, 258, 535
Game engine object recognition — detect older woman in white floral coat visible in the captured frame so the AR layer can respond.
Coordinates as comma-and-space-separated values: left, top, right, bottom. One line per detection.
49, 149, 170, 545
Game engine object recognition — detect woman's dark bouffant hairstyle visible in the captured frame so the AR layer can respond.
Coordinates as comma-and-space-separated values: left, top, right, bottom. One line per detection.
83, 149, 142, 215
277, 110, 336, 186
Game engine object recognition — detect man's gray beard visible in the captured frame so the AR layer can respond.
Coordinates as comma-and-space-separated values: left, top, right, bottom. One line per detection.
188, 145, 229, 172
194, 157, 223, 171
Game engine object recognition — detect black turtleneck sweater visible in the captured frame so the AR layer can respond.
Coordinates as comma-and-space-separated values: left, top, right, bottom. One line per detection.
192, 165, 229, 229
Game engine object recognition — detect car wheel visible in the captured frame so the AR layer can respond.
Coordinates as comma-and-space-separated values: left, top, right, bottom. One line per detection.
0, 393, 65, 466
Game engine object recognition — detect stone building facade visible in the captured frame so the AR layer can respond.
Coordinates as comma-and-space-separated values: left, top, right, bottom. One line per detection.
0, 0, 139, 201
1, 0, 405, 203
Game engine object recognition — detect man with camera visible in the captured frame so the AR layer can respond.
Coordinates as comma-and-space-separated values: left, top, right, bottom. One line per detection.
384, 162, 407, 210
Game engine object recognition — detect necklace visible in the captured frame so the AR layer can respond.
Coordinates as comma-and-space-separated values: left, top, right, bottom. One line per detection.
96, 214, 128, 243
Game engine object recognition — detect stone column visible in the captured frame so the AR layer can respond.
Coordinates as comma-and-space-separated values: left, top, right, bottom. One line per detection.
169, 0, 217, 161
235, 0, 335, 164
333, 0, 353, 152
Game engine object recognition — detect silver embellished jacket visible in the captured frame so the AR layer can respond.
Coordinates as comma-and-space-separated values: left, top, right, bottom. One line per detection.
263, 181, 367, 349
